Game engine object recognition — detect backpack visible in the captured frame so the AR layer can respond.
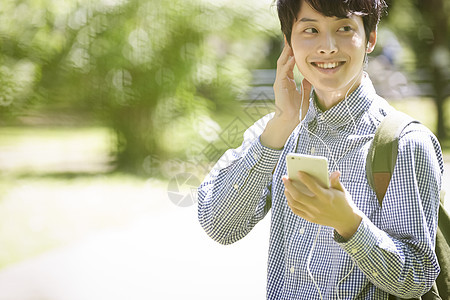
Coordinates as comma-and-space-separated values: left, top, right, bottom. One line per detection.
366, 110, 450, 300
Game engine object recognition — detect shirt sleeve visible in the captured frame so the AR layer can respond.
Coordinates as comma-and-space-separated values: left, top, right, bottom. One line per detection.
335, 124, 443, 298
197, 113, 283, 245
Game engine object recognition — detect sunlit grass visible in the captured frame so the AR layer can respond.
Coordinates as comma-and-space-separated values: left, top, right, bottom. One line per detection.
0, 127, 115, 174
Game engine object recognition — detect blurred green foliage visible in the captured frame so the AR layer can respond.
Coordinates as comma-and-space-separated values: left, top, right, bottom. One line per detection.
383, 0, 450, 139
0, 0, 279, 175
2, 0, 449, 176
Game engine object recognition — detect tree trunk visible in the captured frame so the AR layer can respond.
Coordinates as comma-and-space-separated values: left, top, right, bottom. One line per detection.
112, 104, 159, 176
419, 0, 448, 140
432, 65, 447, 140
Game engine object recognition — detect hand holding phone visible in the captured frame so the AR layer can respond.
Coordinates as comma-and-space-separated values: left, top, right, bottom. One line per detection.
285, 153, 362, 240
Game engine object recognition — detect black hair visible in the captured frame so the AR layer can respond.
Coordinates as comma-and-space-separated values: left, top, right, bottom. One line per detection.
277, 0, 388, 46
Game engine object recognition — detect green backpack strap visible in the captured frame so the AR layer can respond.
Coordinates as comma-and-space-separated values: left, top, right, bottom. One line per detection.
435, 204, 450, 300
366, 110, 418, 206
367, 110, 449, 300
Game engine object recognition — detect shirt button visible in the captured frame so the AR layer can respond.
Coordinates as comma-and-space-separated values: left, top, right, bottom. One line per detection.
290, 266, 295, 274
252, 153, 258, 160
319, 115, 325, 121
299, 227, 305, 235
233, 184, 239, 190
351, 248, 358, 254
372, 272, 378, 277
310, 147, 315, 155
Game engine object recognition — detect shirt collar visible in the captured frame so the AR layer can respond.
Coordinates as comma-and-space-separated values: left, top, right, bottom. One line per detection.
303, 73, 376, 129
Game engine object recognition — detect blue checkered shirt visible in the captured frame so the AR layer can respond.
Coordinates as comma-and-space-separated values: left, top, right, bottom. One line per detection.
197, 75, 443, 299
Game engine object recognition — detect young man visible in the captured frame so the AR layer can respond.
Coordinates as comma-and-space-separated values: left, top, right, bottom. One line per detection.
198, 0, 443, 299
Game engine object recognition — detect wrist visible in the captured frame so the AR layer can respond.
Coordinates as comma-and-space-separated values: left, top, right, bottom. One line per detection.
336, 212, 362, 241
274, 108, 299, 122
260, 117, 298, 149
270, 116, 299, 133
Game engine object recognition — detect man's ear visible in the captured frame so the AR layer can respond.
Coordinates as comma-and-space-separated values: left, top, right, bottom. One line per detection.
366, 31, 377, 54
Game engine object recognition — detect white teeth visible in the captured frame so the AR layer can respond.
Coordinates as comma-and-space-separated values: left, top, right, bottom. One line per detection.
316, 62, 341, 69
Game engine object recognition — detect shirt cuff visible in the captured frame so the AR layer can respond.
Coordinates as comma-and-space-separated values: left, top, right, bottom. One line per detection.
334, 216, 378, 261
243, 136, 283, 173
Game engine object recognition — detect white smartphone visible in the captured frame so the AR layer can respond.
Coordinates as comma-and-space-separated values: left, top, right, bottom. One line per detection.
286, 153, 330, 189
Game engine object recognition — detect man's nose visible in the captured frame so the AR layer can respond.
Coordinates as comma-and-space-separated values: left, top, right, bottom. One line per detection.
318, 33, 338, 54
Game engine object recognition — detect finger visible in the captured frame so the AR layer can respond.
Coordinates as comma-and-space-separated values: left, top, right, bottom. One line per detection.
277, 55, 296, 82
330, 171, 345, 192
287, 56, 295, 80
276, 48, 291, 68
297, 171, 326, 196
276, 38, 296, 83
276, 52, 296, 81
277, 42, 294, 69
282, 176, 301, 199
285, 191, 314, 220
283, 176, 314, 202
282, 55, 296, 81
285, 188, 308, 214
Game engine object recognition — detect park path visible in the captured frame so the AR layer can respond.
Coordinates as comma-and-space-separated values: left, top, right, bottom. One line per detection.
0, 186, 269, 300
0, 160, 449, 300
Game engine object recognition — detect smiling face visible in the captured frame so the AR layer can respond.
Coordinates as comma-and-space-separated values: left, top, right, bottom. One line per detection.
290, 1, 376, 108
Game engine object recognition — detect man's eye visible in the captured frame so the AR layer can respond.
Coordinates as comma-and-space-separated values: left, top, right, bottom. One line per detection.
304, 28, 318, 34
338, 26, 352, 32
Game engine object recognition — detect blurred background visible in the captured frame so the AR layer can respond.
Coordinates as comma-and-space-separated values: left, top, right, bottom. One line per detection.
0, 0, 448, 299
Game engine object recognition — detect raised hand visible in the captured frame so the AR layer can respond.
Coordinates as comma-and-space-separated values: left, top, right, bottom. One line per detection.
260, 37, 312, 150
273, 37, 311, 122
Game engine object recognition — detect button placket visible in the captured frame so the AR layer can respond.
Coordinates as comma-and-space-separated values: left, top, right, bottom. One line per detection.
252, 152, 258, 160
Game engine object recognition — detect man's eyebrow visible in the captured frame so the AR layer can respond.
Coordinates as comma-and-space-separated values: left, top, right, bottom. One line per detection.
298, 17, 318, 22
297, 16, 350, 23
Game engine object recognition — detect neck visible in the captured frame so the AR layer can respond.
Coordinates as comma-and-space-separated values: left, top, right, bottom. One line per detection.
314, 72, 364, 111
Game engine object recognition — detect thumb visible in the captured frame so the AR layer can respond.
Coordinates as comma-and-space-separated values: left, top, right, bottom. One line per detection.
330, 171, 345, 192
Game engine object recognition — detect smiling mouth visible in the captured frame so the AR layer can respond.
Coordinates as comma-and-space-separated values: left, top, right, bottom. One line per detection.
311, 62, 345, 69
